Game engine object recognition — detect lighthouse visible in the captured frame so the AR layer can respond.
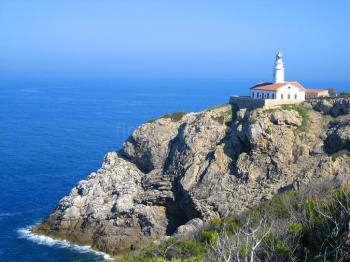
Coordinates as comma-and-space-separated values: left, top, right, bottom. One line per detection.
273, 51, 285, 83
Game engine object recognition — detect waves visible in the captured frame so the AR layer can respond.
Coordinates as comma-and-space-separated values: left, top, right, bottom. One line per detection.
0, 212, 20, 217
17, 225, 111, 260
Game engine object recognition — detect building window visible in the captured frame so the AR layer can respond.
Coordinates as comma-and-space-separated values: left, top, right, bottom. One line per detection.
252, 92, 254, 98
294, 94, 297, 99
288, 94, 290, 99
281, 94, 284, 99
267, 93, 269, 98
272, 93, 275, 99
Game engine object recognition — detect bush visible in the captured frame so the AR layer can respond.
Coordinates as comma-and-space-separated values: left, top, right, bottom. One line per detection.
162, 112, 186, 122
178, 240, 207, 260
201, 230, 218, 245
123, 179, 350, 261
239, 246, 251, 255
289, 223, 303, 235
209, 218, 222, 230
275, 241, 291, 255
226, 218, 240, 234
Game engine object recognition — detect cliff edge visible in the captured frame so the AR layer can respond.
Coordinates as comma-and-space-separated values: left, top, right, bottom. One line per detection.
33, 98, 350, 256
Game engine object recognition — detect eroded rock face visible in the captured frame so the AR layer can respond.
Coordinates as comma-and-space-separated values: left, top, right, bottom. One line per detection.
325, 118, 350, 154
122, 118, 181, 173
34, 99, 350, 256
305, 98, 350, 117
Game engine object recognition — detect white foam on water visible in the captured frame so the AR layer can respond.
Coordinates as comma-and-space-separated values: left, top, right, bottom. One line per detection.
0, 212, 21, 217
17, 225, 112, 260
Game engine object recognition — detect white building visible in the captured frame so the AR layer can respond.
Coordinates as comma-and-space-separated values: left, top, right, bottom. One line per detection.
250, 52, 306, 101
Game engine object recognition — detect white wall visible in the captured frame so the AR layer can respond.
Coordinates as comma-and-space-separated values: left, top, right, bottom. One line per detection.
274, 67, 284, 83
250, 84, 305, 101
276, 84, 305, 101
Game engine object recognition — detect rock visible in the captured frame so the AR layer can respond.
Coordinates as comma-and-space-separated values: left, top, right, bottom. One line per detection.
310, 143, 324, 155
122, 118, 181, 173
34, 100, 350, 256
270, 110, 302, 126
174, 218, 204, 236
325, 118, 350, 154
304, 97, 350, 117
331, 100, 350, 117
313, 100, 333, 114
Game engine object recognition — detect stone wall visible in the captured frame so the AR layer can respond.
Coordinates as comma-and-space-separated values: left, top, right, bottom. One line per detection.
264, 99, 304, 108
229, 96, 304, 110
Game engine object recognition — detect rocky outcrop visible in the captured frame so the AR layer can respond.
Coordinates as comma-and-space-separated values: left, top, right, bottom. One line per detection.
33, 99, 350, 256
304, 97, 350, 117
325, 117, 350, 154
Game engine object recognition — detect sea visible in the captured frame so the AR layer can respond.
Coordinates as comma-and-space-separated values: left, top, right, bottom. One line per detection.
0, 77, 244, 261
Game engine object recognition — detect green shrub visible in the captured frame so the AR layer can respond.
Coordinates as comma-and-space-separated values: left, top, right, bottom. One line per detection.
284, 190, 300, 197
239, 246, 251, 255
304, 199, 328, 225
251, 207, 262, 223
289, 223, 304, 235
178, 240, 207, 260
201, 230, 218, 245
162, 112, 186, 122
275, 241, 291, 255
226, 218, 240, 233
209, 218, 222, 230
257, 194, 290, 219
124, 181, 350, 262
122, 253, 152, 262
147, 111, 186, 123
262, 230, 274, 245
264, 108, 276, 113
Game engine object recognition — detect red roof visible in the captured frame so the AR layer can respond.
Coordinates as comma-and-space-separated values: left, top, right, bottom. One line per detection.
305, 89, 329, 94
250, 82, 305, 91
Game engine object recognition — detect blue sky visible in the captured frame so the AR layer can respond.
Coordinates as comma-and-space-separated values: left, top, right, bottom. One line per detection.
0, 1, 349, 84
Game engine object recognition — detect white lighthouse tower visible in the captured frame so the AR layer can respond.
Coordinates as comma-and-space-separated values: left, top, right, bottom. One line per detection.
273, 51, 285, 83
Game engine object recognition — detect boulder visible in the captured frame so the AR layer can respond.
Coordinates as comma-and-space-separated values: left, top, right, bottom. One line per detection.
174, 218, 204, 236
325, 118, 350, 154
270, 110, 302, 126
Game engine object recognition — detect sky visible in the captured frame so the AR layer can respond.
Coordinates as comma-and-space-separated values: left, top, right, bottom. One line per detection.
0, 0, 349, 84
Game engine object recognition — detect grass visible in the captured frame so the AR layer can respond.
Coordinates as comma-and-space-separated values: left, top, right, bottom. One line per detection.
147, 112, 187, 123
146, 104, 233, 126
263, 108, 277, 113
281, 104, 310, 132
205, 103, 230, 111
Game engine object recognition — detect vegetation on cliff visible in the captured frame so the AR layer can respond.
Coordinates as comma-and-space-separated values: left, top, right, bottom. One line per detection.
123, 178, 350, 261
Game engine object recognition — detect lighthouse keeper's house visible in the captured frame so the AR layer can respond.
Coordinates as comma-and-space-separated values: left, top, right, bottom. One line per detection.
230, 51, 329, 110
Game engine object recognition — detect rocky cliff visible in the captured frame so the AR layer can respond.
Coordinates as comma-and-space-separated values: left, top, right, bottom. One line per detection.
33, 98, 350, 256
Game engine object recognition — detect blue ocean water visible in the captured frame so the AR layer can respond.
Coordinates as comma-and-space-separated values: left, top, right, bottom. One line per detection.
0, 78, 242, 261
